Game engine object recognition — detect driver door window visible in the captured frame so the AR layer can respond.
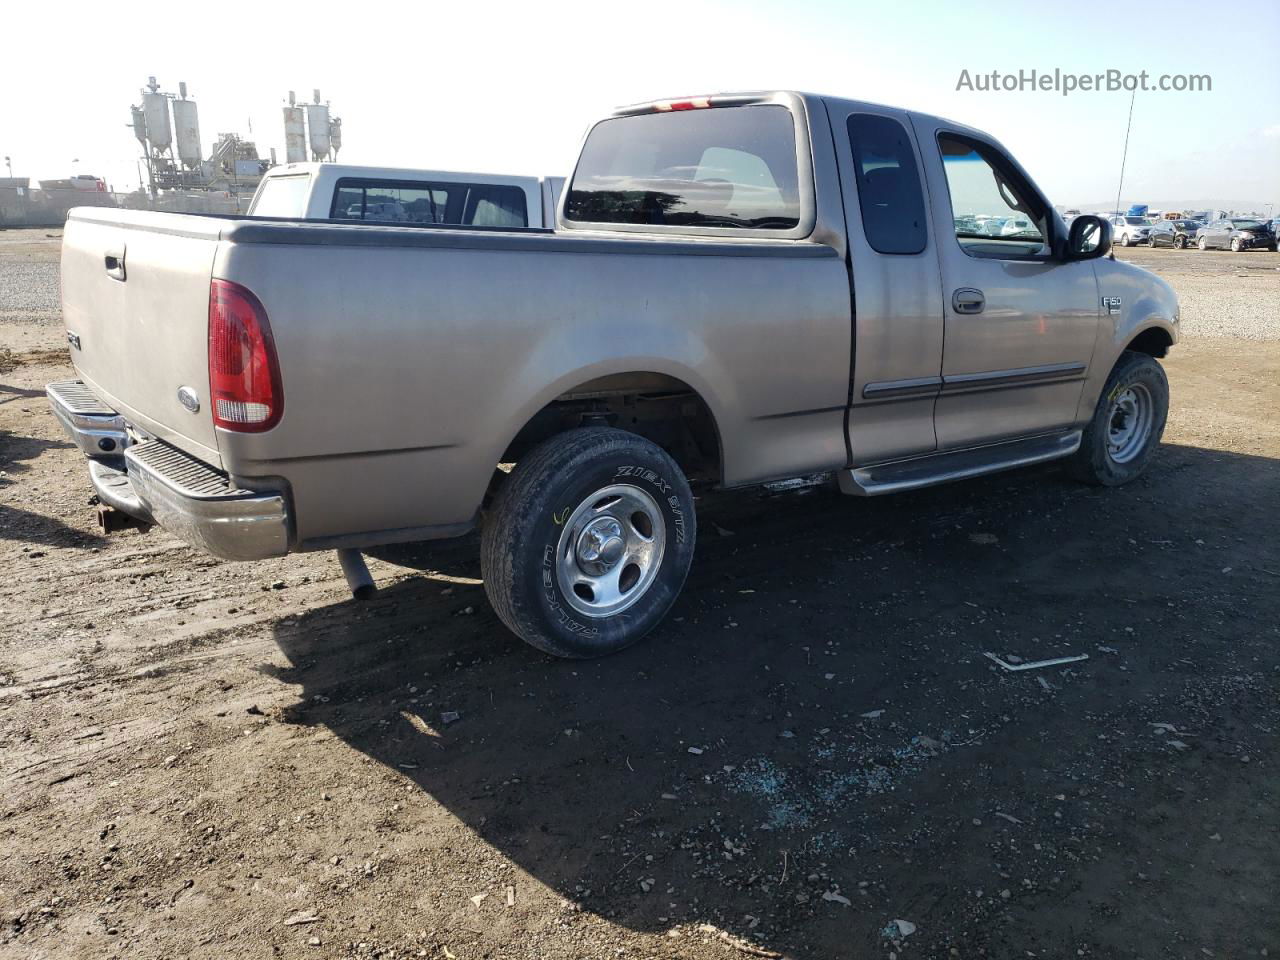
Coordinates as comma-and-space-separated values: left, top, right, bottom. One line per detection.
938, 135, 1047, 259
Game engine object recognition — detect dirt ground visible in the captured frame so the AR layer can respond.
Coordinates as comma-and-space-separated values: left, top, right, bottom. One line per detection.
1, 232, 1278, 959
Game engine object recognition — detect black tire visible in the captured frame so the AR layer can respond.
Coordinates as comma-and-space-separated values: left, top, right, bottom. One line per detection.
1068, 351, 1169, 486
1197, 236, 1208, 251
1120, 233, 1132, 247
480, 427, 696, 658
1173, 236, 1186, 250
1230, 237, 1242, 252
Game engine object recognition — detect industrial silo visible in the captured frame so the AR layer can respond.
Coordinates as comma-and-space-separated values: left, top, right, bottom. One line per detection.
172, 96, 202, 170
328, 117, 342, 158
283, 106, 306, 163
306, 103, 331, 159
142, 91, 172, 154
130, 106, 148, 148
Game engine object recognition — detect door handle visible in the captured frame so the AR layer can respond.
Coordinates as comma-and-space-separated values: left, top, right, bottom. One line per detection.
104, 246, 126, 282
952, 287, 984, 315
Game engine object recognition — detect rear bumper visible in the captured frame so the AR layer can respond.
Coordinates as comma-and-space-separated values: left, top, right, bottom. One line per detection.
46, 379, 289, 561
45, 379, 130, 459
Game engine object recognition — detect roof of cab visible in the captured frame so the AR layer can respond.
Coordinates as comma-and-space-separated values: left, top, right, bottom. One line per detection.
264, 162, 543, 186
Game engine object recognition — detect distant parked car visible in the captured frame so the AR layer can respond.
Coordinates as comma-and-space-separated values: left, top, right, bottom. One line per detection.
1149, 219, 1201, 249
1000, 215, 1039, 237
1109, 215, 1152, 246
352, 201, 408, 221
1196, 218, 1278, 252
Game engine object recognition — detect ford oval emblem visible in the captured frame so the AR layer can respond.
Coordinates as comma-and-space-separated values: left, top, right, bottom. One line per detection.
177, 386, 200, 413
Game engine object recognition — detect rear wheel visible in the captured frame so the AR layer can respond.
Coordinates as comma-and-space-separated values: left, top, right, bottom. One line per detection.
1068, 351, 1168, 487
481, 427, 696, 658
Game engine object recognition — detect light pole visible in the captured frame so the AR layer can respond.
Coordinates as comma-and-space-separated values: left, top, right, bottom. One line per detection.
3, 156, 11, 179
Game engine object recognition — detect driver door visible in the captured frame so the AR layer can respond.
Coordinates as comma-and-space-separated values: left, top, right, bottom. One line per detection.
912, 121, 1101, 450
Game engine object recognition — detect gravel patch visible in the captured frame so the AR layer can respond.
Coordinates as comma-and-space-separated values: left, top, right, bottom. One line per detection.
0, 260, 60, 322
1172, 271, 1280, 340
1118, 247, 1280, 341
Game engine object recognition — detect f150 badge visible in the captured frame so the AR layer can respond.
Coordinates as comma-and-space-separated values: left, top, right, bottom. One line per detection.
1102, 296, 1122, 315
66, 330, 81, 350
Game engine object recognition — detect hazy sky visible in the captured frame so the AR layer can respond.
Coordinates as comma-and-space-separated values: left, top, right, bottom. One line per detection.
2, 0, 1277, 208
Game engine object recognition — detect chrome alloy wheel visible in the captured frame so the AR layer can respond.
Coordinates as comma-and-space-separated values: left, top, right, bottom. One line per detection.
555, 483, 666, 618
1106, 383, 1154, 464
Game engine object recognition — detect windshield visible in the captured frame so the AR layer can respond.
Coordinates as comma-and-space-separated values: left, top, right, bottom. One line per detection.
1231, 219, 1264, 228
249, 174, 312, 218
565, 105, 801, 230
1122, 216, 1146, 225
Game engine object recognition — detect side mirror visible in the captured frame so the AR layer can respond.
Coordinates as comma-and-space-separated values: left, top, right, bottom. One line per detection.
1066, 214, 1111, 260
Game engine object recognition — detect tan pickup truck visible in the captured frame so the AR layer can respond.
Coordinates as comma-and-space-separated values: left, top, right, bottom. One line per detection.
48, 90, 1179, 657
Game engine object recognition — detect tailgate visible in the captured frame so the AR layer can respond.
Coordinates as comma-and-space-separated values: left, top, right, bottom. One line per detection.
62, 210, 222, 465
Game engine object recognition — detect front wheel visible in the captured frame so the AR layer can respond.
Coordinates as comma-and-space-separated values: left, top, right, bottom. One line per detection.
1173, 235, 1186, 249
1198, 236, 1208, 251
480, 427, 696, 658
1067, 351, 1169, 486
1230, 237, 1242, 252
1120, 232, 1132, 247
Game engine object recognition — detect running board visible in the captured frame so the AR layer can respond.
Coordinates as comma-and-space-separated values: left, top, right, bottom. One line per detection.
838, 430, 1082, 497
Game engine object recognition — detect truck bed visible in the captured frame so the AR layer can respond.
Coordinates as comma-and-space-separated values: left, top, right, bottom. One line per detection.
60, 207, 851, 550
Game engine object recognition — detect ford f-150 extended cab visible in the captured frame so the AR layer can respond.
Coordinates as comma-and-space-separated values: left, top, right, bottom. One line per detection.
48, 91, 1179, 658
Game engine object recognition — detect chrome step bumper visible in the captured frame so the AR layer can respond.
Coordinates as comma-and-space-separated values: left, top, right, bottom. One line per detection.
45, 379, 130, 459
47, 380, 289, 561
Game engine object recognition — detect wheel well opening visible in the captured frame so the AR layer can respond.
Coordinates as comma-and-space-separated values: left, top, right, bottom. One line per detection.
1125, 327, 1173, 359
491, 373, 723, 502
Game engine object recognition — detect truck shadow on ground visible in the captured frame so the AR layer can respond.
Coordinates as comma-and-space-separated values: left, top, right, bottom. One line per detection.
268, 443, 1280, 959
0, 381, 49, 406
1, 431, 104, 547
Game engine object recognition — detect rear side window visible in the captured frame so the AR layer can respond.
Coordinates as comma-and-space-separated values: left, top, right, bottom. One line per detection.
846, 114, 927, 254
565, 105, 801, 230
330, 179, 528, 227
250, 175, 312, 218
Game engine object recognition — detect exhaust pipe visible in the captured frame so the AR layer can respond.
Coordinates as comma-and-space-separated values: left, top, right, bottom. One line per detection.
337, 548, 376, 600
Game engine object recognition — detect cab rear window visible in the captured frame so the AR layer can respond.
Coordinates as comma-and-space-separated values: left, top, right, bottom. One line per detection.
565, 105, 801, 230
330, 179, 528, 227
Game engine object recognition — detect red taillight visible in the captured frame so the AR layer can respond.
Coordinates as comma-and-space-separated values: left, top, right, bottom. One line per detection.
208, 279, 282, 432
